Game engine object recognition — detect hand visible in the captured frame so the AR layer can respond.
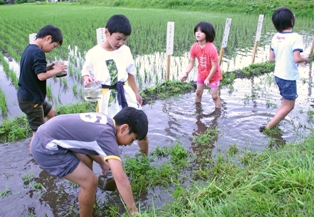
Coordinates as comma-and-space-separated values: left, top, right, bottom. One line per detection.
204, 78, 210, 86
180, 72, 188, 82
135, 92, 143, 105
130, 211, 139, 216
47, 62, 55, 71
53, 62, 67, 74
83, 75, 97, 87
100, 161, 110, 175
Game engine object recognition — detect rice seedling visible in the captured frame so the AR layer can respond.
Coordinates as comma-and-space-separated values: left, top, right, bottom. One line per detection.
72, 83, 77, 95
46, 84, 53, 100
0, 88, 8, 115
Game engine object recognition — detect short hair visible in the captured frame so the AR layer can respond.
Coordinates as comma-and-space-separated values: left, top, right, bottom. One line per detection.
194, 21, 216, 42
106, 14, 132, 36
272, 7, 295, 32
36, 25, 63, 46
113, 107, 148, 140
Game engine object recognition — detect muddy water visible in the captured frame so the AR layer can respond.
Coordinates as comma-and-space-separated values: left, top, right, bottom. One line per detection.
1, 63, 314, 216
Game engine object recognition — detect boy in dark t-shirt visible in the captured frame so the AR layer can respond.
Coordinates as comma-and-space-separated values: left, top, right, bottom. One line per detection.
31, 107, 148, 216
17, 25, 67, 153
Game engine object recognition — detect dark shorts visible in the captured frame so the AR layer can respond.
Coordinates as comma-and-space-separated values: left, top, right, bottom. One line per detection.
31, 133, 80, 178
275, 76, 298, 100
18, 97, 52, 132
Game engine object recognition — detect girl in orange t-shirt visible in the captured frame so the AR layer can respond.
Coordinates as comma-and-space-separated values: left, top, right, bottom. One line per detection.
181, 21, 222, 108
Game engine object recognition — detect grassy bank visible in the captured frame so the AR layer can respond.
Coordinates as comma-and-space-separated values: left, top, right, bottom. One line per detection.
137, 132, 314, 216
86, 0, 314, 18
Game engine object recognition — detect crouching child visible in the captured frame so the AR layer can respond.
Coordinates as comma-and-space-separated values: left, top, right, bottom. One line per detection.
31, 107, 148, 216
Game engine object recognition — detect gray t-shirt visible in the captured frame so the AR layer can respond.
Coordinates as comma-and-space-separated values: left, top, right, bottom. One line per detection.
36, 112, 120, 161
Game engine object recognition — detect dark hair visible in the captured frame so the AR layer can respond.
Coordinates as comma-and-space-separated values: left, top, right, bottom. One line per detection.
272, 6, 295, 32
106, 14, 132, 36
36, 25, 63, 46
113, 107, 148, 140
194, 21, 216, 42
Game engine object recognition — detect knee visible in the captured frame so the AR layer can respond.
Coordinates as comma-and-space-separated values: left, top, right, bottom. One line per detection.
212, 93, 219, 101
47, 108, 56, 119
196, 90, 203, 97
85, 175, 98, 191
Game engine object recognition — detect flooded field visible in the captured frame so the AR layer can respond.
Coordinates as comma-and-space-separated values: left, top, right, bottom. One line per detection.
1, 57, 314, 215
1, 11, 314, 214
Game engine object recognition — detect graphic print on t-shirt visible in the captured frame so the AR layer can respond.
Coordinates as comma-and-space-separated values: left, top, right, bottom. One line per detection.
199, 55, 207, 67
106, 59, 118, 106
80, 113, 108, 125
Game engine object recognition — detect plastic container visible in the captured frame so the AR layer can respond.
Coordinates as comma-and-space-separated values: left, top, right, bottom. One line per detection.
98, 171, 117, 191
83, 82, 102, 102
55, 61, 68, 77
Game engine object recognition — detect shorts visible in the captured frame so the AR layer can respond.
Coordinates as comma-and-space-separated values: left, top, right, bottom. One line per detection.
197, 77, 220, 88
18, 97, 52, 132
31, 133, 80, 178
275, 76, 297, 100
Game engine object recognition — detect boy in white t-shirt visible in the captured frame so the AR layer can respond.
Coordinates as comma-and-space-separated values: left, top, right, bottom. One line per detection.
260, 7, 311, 132
81, 14, 148, 155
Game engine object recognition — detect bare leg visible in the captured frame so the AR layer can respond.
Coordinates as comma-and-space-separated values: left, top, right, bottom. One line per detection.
75, 153, 94, 170
46, 107, 56, 121
211, 87, 221, 108
64, 161, 98, 217
29, 132, 35, 154
266, 99, 295, 129
138, 136, 149, 156
195, 83, 205, 103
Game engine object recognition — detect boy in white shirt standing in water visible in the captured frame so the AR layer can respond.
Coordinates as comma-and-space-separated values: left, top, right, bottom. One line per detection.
259, 7, 311, 132
82, 14, 149, 155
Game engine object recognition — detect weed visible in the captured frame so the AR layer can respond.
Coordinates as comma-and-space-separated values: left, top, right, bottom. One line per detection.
226, 144, 239, 156
0, 186, 12, 197
192, 127, 218, 145
22, 173, 35, 185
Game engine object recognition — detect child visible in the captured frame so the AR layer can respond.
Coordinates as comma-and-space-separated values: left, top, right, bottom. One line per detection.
17, 25, 67, 152
180, 21, 222, 108
31, 107, 147, 216
81, 14, 149, 155
259, 7, 309, 132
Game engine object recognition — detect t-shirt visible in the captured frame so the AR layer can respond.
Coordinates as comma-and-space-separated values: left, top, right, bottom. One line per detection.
271, 32, 304, 80
190, 42, 222, 82
81, 44, 141, 117
81, 44, 136, 84
17, 44, 48, 104
36, 112, 121, 161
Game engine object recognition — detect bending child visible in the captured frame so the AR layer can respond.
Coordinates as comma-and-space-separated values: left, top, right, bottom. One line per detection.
17, 25, 67, 153
81, 14, 149, 155
259, 7, 309, 132
180, 21, 222, 109
31, 107, 148, 216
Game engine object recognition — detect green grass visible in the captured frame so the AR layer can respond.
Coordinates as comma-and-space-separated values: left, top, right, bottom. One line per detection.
136, 134, 314, 216
98, 0, 314, 18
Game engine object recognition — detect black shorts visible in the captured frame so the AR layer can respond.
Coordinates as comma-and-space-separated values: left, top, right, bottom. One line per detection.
18, 97, 52, 132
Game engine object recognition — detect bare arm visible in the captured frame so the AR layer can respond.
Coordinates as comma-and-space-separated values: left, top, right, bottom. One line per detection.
180, 58, 195, 81
128, 74, 142, 105
37, 62, 67, 81
269, 50, 276, 62
89, 155, 110, 174
108, 158, 138, 215
294, 50, 308, 63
